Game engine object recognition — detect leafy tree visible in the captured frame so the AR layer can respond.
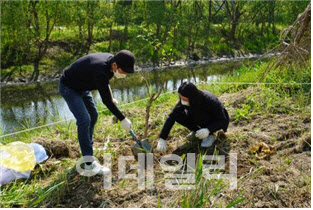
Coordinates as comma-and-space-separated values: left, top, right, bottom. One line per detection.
27, 0, 63, 81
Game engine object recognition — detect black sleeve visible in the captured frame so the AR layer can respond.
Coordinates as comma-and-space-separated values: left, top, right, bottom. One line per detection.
159, 114, 176, 140
204, 96, 227, 133
159, 103, 182, 140
98, 85, 125, 121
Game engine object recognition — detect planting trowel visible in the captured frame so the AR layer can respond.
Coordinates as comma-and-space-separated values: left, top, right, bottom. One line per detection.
129, 130, 153, 158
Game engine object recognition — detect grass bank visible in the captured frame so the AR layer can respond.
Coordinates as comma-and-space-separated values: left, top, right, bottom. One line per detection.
0, 60, 310, 207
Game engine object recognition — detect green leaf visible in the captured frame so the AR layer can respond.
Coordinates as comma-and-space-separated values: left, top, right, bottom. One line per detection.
226, 197, 245, 208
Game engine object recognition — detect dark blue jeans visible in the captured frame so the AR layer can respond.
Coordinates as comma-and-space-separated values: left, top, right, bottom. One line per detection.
59, 80, 98, 158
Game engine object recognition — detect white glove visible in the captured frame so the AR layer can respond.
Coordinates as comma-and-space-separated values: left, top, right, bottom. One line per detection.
112, 98, 118, 105
195, 128, 210, 139
156, 138, 167, 152
120, 118, 132, 131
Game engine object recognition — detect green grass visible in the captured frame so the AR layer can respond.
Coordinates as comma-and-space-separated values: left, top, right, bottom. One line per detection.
0, 162, 76, 208
178, 149, 245, 208
0, 60, 310, 207
204, 60, 310, 122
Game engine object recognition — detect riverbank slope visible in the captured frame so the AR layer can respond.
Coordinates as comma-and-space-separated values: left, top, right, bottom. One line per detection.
0, 61, 310, 207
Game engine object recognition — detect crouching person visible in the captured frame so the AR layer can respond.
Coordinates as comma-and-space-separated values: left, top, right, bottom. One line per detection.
156, 82, 229, 152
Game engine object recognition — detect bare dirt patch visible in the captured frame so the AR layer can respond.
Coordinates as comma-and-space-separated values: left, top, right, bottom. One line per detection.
35, 138, 80, 159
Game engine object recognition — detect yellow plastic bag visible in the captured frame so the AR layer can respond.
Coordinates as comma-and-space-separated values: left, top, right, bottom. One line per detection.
0, 141, 36, 172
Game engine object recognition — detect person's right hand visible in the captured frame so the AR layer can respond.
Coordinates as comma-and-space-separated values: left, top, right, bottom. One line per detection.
112, 98, 119, 105
120, 118, 132, 131
156, 138, 167, 152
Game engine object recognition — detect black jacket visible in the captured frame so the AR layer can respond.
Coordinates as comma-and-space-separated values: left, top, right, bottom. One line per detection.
159, 82, 229, 140
60, 53, 125, 121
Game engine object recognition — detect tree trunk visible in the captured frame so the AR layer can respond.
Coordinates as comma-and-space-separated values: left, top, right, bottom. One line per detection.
79, 25, 83, 39
231, 22, 237, 41
269, 1, 276, 34
144, 99, 153, 138
86, 1, 94, 53
108, 24, 112, 52
204, 0, 212, 49
119, 24, 129, 50
152, 23, 161, 67
31, 59, 40, 81
87, 22, 93, 53
191, 25, 200, 56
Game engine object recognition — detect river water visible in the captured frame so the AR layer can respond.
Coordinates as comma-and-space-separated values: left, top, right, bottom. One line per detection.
1, 59, 249, 135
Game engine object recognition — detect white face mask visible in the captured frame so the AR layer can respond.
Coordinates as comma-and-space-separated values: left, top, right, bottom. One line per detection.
181, 99, 190, 106
114, 69, 126, 79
